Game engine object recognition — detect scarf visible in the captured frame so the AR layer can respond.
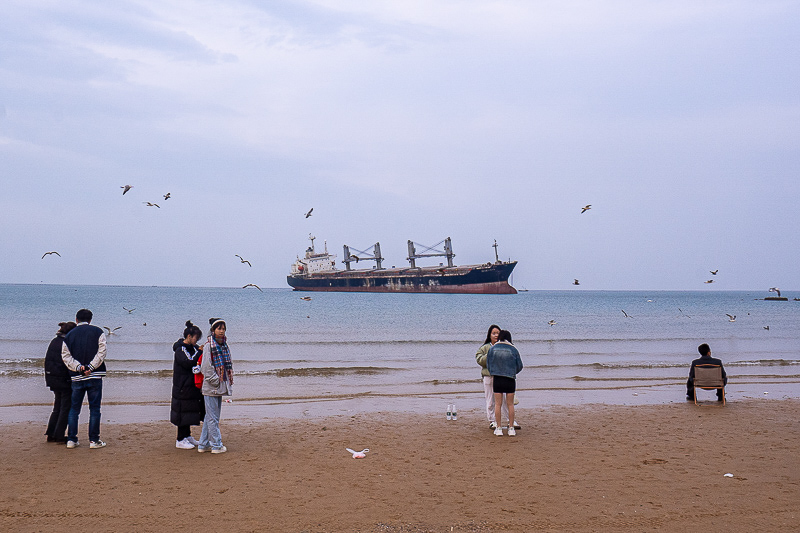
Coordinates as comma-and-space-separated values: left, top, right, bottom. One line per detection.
208, 334, 233, 383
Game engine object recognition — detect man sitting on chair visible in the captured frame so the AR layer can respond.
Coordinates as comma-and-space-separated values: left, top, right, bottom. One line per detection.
687, 343, 727, 401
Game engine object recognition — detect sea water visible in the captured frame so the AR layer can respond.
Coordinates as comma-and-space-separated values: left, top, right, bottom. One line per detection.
1, 284, 798, 421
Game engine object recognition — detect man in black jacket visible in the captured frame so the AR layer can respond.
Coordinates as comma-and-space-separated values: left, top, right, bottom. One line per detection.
687, 343, 727, 401
61, 309, 107, 449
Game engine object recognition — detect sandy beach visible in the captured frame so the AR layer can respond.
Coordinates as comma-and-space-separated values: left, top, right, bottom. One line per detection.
2, 399, 798, 532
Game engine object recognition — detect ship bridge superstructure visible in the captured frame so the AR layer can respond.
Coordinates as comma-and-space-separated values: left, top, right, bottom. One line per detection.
291, 234, 337, 276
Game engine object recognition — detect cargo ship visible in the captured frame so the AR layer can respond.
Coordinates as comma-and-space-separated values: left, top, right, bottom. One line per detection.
287, 235, 517, 294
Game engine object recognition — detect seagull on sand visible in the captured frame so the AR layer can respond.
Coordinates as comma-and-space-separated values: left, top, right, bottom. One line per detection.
704, 279, 714, 284
621, 309, 632, 318
121, 185, 133, 195
305, 208, 314, 218
547, 320, 557, 326
41, 251, 61, 259
123, 307, 135, 313
573, 279, 580, 285
710, 269, 719, 275
103, 326, 122, 336
235, 255, 252, 267
243, 283, 262, 292
726, 314, 736, 322
581, 204, 591, 214
144, 202, 160, 208
163, 192, 171, 200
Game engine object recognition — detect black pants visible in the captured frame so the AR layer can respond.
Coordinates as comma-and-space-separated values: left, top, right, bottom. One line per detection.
46, 389, 71, 442
177, 425, 192, 441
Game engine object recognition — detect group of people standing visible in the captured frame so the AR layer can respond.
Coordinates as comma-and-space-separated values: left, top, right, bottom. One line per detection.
44, 310, 234, 454
43, 308, 107, 448
169, 318, 234, 453
476, 324, 524, 437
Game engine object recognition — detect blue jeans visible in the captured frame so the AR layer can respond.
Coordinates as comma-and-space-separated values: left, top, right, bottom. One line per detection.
200, 396, 223, 449
68, 379, 103, 443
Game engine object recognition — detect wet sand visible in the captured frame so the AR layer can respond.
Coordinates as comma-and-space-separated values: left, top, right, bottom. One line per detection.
1, 400, 798, 532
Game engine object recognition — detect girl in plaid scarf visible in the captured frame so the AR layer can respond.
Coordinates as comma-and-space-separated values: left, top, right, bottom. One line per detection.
198, 318, 234, 453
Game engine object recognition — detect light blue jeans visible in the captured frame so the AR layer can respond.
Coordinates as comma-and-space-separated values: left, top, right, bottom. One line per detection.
199, 395, 223, 450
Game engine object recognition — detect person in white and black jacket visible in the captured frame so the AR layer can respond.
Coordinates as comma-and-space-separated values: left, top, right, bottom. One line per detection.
61, 308, 107, 449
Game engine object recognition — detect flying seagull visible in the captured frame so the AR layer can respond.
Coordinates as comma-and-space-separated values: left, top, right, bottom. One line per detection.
678, 308, 691, 318
235, 255, 252, 267
103, 326, 122, 336
163, 192, 171, 200
41, 251, 61, 259
704, 279, 714, 284
300, 296, 312, 301
243, 283, 262, 292
769, 287, 781, 298
726, 314, 736, 322
621, 309, 632, 318
581, 204, 591, 213
573, 279, 580, 286
123, 307, 135, 313
710, 269, 718, 275
121, 185, 133, 195
305, 208, 314, 218
547, 320, 557, 326
763, 325, 770, 331
144, 202, 160, 208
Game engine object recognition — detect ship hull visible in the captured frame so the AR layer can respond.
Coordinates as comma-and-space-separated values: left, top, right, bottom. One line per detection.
287, 262, 517, 294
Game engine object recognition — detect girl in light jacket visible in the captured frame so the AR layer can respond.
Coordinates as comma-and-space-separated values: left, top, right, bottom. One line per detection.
198, 318, 233, 454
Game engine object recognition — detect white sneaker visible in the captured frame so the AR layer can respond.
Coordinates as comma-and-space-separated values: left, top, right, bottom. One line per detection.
493, 427, 503, 436
89, 440, 107, 449
176, 438, 195, 449
489, 421, 498, 430
507, 427, 516, 437
66, 440, 79, 449
211, 446, 227, 454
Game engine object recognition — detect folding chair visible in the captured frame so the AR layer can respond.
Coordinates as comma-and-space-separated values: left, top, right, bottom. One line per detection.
693, 364, 725, 406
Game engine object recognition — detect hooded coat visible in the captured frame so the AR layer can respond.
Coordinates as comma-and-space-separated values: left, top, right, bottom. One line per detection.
170, 339, 205, 427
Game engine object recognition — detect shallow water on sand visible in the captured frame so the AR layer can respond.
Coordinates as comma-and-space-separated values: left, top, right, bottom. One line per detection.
2, 284, 798, 421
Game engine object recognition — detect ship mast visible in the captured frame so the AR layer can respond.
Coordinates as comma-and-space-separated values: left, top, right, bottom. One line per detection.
407, 237, 455, 268
342, 243, 384, 271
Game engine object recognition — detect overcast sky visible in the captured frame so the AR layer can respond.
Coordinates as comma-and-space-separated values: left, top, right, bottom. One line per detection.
2, 0, 798, 291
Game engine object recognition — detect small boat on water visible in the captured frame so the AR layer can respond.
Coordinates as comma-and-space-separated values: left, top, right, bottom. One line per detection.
287, 235, 517, 294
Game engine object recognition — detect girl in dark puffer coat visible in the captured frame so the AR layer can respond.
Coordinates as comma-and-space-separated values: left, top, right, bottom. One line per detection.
170, 321, 205, 449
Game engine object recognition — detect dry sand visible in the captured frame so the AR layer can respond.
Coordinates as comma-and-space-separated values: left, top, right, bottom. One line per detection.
2, 400, 798, 532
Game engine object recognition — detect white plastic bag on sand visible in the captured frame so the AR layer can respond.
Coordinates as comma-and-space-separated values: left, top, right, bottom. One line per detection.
346, 448, 369, 459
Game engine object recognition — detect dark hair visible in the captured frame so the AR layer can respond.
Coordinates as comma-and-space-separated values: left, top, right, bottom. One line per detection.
499, 329, 513, 343
183, 320, 203, 339
483, 324, 501, 344
75, 309, 93, 323
698, 343, 710, 356
58, 321, 77, 335
209, 318, 226, 332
